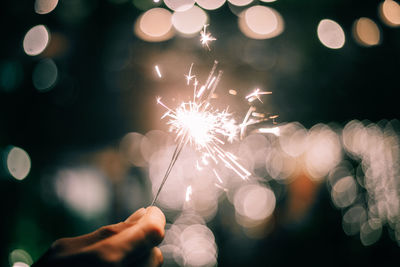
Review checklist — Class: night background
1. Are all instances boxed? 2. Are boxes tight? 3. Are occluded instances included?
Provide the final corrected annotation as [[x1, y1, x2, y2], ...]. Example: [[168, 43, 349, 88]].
[[1, 0, 400, 266]]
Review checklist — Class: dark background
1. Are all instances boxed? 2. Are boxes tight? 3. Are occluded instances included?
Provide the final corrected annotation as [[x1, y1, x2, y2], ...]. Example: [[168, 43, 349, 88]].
[[1, 0, 399, 266]]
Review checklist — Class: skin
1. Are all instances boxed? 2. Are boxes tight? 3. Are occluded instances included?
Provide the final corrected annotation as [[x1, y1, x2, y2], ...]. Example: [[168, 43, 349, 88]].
[[32, 207, 166, 267]]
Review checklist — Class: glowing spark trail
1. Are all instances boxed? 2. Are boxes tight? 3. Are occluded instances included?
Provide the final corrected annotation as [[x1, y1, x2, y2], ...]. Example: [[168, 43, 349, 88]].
[[185, 63, 195, 85], [200, 25, 216, 50], [155, 65, 162, 78], [245, 88, 272, 103]]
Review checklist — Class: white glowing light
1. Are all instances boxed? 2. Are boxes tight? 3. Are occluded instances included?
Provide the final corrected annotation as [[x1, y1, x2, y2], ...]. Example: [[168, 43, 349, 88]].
[[35, 0, 58, 14], [164, 0, 195, 12], [7, 147, 31, 180], [317, 19, 345, 49], [172, 6, 208, 35], [200, 24, 216, 50], [23, 25, 50, 56], [155, 65, 162, 78], [196, 0, 226, 10]]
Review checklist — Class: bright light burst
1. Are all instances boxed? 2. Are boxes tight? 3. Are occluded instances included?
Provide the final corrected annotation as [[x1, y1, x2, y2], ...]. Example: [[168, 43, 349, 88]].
[[200, 24, 216, 50], [152, 60, 274, 204]]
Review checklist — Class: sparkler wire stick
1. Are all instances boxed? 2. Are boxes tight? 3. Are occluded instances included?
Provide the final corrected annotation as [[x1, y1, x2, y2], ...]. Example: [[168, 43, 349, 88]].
[[151, 132, 188, 205]]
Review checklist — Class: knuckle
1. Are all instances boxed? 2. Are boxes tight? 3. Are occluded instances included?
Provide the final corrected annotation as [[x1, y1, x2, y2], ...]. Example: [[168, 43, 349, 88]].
[[98, 224, 121, 238], [154, 248, 164, 266], [144, 221, 165, 245]]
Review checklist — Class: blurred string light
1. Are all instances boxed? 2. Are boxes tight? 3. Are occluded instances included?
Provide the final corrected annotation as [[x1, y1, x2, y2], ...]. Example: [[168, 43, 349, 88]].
[[352, 18, 381, 47], [304, 124, 342, 180], [34, 0, 59, 15], [5, 146, 31, 181], [317, 19, 345, 49], [333, 120, 400, 246], [23, 25, 50, 56], [172, 6, 208, 36], [196, 0, 226, 10], [55, 168, 111, 219], [238, 6, 284, 39], [159, 212, 217, 267], [379, 0, 400, 27], [32, 58, 58, 92], [134, 8, 174, 42], [9, 249, 33, 267], [164, 0, 195, 12]]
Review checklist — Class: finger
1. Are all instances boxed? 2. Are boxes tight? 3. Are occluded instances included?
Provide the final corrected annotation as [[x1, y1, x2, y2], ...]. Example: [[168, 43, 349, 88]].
[[114, 206, 166, 251], [136, 247, 164, 267], [125, 207, 146, 223], [54, 222, 131, 252]]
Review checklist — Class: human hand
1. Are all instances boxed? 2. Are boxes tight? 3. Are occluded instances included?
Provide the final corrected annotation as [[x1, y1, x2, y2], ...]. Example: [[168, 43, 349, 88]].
[[33, 207, 165, 267]]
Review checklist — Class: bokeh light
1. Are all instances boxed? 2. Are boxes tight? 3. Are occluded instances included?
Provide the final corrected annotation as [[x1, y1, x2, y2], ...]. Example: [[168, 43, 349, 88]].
[[317, 19, 345, 49], [134, 8, 174, 42], [119, 132, 147, 167], [305, 124, 342, 180], [34, 0, 59, 14], [228, 0, 253, 6], [164, 0, 195, 12], [132, 0, 161, 11], [196, 0, 226, 10], [278, 122, 307, 157], [23, 25, 50, 56], [172, 5, 208, 35], [55, 168, 110, 218], [238, 5, 284, 39], [32, 58, 58, 92], [352, 17, 381, 47], [6, 146, 31, 181], [379, 0, 400, 27], [9, 249, 33, 266], [160, 212, 217, 267], [233, 183, 275, 227]]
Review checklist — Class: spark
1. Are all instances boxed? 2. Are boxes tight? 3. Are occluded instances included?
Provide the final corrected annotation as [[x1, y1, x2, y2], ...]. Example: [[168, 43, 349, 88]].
[[185, 63, 196, 85], [155, 65, 162, 78], [228, 89, 237, 95], [245, 88, 272, 103], [200, 24, 216, 50]]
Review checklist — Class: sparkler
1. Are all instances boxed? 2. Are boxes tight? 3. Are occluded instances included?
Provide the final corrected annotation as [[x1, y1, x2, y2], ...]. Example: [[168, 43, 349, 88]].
[[151, 61, 259, 205], [150, 26, 274, 205]]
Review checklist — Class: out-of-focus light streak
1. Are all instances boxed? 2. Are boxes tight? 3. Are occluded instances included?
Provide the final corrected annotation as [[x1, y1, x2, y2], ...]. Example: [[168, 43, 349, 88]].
[[258, 127, 280, 136], [155, 65, 162, 78], [185, 185, 192, 201], [200, 24, 216, 50]]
